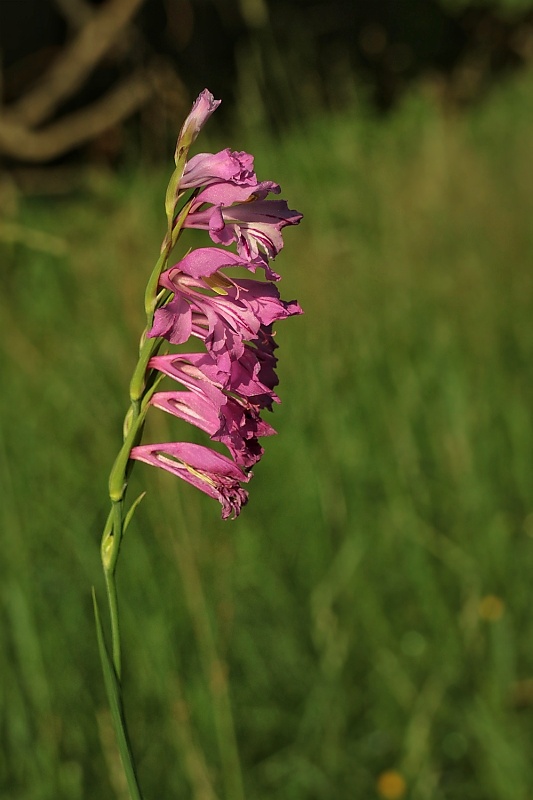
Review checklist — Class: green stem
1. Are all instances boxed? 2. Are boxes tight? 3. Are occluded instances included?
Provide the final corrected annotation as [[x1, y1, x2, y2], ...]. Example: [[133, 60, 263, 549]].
[[93, 591, 144, 800], [104, 568, 121, 679], [102, 500, 124, 678], [144, 194, 196, 326], [144, 249, 169, 324], [129, 336, 163, 406], [108, 412, 146, 503], [98, 500, 145, 799]]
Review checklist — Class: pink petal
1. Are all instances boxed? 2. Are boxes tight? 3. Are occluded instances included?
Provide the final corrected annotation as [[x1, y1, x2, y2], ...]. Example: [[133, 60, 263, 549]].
[[130, 441, 249, 520]]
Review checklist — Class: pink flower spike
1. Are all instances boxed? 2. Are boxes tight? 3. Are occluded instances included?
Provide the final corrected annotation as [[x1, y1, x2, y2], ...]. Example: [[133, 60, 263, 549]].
[[130, 441, 249, 520]]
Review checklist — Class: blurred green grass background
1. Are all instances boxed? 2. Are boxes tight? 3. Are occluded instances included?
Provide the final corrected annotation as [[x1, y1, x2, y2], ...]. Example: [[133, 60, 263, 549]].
[[2, 68, 533, 800]]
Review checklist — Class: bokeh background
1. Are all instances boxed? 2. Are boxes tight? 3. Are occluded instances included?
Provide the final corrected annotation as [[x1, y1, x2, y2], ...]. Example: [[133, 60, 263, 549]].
[[2, 1, 533, 798]]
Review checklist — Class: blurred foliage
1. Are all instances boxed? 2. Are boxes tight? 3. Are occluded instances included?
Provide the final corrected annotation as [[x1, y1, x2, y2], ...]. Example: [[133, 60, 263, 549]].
[[2, 64, 533, 799]]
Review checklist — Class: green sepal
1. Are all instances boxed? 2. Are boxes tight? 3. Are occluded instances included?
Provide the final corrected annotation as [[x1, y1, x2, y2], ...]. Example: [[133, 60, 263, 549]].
[[123, 492, 146, 533], [170, 196, 195, 250], [92, 590, 144, 800], [100, 507, 114, 570], [164, 167, 184, 229], [109, 368, 167, 502], [145, 192, 198, 324], [129, 336, 163, 403], [108, 417, 146, 502], [144, 249, 168, 322]]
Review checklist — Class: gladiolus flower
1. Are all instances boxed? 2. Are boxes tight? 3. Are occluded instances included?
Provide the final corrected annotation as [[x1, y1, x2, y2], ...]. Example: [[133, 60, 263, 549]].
[[150, 348, 280, 407], [150, 391, 275, 469], [147, 356, 276, 469], [180, 149, 258, 190], [184, 179, 301, 266], [129, 89, 302, 518], [147, 271, 302, 360], [130, 442, 249, 520]]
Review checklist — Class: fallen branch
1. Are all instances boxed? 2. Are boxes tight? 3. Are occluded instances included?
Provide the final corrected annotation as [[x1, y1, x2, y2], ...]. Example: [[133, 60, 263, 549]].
[[3, 0, 146, 129], [52, 0, 94, 30], [0, 69, 153, 162]]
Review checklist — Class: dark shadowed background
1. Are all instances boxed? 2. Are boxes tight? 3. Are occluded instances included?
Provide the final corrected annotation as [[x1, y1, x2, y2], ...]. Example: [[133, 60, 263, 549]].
[[1, 0, 533, 168]]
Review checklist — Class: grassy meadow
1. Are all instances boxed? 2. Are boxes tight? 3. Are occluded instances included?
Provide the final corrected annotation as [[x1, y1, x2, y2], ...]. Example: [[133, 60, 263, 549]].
[[2, 70, 533, 799]]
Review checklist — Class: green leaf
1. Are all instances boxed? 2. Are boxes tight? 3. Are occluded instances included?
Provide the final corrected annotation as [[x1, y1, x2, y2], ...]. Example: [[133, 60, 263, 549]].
[[124, 492, 147, 533]]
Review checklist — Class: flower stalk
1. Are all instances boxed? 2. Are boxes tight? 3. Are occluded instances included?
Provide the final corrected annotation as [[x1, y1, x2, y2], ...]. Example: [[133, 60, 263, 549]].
[[94, 89, 302, 799]]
